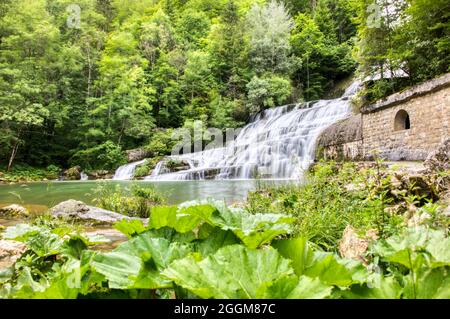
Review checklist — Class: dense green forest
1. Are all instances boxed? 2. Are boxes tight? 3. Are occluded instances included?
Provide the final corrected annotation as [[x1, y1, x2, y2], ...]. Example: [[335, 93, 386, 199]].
[[0, 0, 448, 172]]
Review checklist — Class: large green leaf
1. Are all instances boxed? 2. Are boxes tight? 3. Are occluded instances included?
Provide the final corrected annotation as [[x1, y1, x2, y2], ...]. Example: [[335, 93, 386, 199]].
[[91, 252, 142, 289], [403, 267, 450, 299], [149, 205, 215, 233], [191, 204, 295, 249], [341, 276, 403, 299], [273, 238, 367, 286], [272, 237, 314, 276], [92, 232, 194, 290], [163, 245, 296, 299], [114, 219, 147, 238], [372, 227, 450, 270], [2, 224, 40, 241], [287, 276, 333, 299], [195, 228, 240, 257]]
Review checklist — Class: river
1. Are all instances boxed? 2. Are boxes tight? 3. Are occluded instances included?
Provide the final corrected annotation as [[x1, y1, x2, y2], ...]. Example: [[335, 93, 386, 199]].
[[0, 179, 293, 213]]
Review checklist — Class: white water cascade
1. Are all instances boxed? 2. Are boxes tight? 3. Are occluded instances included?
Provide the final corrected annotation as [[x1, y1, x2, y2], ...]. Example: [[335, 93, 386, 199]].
[[146, 85, 358, 181], [113, 159, 146, 180], [80, 172, 89, 181]]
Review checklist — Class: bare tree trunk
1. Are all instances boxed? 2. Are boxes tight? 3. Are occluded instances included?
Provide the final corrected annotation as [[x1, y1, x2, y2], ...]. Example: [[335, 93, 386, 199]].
[[87, 47, 92, 101], [306, 56, 310, 100], [7, 127, 23, 171], [7, 135, 20, 172], [117, 120, 126, 146]]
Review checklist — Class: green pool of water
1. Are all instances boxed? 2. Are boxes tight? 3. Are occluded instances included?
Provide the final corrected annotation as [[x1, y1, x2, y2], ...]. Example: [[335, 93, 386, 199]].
[[0, 180, 293, 212]]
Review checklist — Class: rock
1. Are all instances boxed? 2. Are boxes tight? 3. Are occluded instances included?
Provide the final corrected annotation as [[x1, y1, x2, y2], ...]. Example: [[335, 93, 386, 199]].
[[407, 212, 432, 227], [63, 166, 82, 180], [401, 174, 436, 200], [339, 226, 378, 262], [0, 204, 29, 218], [126, 148, 150, 163], [0, 240, 27, 269], [425, 139, 450, 172], [88, 170, 113, 180], [50, 200, 145, 225], [443, 205, 450, 218]]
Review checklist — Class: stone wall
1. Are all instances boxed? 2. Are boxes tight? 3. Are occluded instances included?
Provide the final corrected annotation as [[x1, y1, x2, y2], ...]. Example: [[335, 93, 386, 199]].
[[361, 74, 450, 160], [316, 73, 450, 161], [316, 115, 364, 160]]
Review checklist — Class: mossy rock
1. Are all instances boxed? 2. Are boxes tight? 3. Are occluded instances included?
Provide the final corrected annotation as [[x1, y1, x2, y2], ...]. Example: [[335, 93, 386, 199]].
[[0, 204, 30, 218]]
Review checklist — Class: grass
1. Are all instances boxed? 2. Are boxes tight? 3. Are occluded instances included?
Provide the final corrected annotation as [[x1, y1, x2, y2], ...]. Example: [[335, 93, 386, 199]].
[[92, 183, 167, 218], [246, 161, 410, 251], [0, 164, 60, 183]]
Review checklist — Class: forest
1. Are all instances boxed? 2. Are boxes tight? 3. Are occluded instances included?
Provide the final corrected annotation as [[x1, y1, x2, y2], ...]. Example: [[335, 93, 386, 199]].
[[0, 0, 449, 302], [0, 0, 448, 173]]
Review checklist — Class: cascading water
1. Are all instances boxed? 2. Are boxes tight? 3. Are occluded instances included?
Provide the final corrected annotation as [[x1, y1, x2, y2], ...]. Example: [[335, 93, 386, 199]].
[[147, 86, 357, 181], [80, 172, 89, 181], [113, 159, 146, 180]]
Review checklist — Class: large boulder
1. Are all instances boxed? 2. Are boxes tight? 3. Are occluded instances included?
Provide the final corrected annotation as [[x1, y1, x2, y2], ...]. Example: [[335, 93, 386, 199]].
[[0, 240, 27, 269], [88, 170, 114, 180], [63, 166, 82, 180], [425, 139, 450, 172], [0, 204, 29, 218], [339, 226, 378, 263], [50, 200, 144, 225], [126, 148, 150, 163]]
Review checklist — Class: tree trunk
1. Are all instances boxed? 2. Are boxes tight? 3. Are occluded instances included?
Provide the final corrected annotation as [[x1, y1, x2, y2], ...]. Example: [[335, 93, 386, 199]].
[[7, 139, 19, 172], [306, 56, 310, 100]]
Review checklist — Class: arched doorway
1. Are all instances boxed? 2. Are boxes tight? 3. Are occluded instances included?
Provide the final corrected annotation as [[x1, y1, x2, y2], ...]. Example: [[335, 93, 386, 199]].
[[394, 110, 411, 131]]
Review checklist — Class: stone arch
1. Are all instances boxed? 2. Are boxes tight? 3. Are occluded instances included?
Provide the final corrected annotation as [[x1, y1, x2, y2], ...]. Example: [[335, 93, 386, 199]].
[[394, 109, 411, 131]]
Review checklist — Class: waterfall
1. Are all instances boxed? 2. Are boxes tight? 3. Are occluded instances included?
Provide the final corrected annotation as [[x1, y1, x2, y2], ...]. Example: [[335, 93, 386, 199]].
[[113, 160, 146, 180], [80, 172, 89, 181], [148, 99, 353, 181], [147, 87, 356, 181]]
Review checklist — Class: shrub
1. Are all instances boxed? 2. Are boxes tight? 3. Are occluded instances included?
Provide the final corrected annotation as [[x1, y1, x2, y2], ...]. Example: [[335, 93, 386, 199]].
[[92, 183, 167, 218], [245, 162, 404, 251], [70, 141, 127, 171]]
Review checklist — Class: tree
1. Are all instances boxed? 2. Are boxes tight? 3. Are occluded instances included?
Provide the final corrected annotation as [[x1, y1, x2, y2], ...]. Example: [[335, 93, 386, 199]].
[[246, 0, 295, 75], [246, 75, 292, 114]]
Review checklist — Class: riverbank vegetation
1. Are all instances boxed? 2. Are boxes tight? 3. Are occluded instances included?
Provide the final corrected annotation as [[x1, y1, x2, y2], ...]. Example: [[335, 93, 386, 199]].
[[1, 161, 448, 299], [0, 0, 448, 173], [92, 183, 166, 218]]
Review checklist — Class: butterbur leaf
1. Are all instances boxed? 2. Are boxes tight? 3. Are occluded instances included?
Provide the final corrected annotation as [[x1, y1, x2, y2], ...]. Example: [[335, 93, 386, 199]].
[[163, 245, 295, 299], [272, 237, 314, 276], [94, 233, 194, 290], [114, 219, 146, 238], [25, 231, 64, 257], [403, 267, 450, 299], [304, 252, 356, 287], [91, 252, 141, 289], [149, 205, 214, 233], [287, 276, 333, 299], [424, 231, 450, 267], [274, 238, 367, 286], [195, 228, 239, 257], [191, 204, 294, 248], [372, 227, 450, 270], [2, 224, 40, 241], [341, 276, 403, 299], [115, 233, 193, 268]]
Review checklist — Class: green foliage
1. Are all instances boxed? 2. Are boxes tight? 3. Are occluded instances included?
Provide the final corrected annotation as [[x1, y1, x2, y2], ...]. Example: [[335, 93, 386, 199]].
[[353, 0, 450, 103], [144, 129, 176, 157], [246, 162, 404, 250], [0, 164, 60, 182], [92, 183, 166, 218], [246, 74, 292, 113], [1, 196, 449, 299], [70, 141, 126, 171]]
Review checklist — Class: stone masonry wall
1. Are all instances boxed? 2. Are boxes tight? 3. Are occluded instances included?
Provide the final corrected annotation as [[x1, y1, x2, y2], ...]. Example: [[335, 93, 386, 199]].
[[316, 73, 450, 161], [362, 78, 450, 160]]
